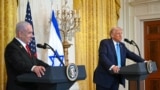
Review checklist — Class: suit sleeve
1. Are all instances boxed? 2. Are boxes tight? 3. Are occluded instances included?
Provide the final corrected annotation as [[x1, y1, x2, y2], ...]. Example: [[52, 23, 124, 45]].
[[5, 44, 34, 73], [98, 40, 115, 70], [124, 45, 145, 62], [35, 58, 49, 67]]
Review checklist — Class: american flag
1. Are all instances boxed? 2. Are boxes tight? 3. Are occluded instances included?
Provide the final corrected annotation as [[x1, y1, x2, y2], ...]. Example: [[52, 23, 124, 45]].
[[25, 1, 37, 57]]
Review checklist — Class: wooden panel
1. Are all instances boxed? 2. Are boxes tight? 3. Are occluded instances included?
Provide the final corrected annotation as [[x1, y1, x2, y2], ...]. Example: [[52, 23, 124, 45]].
[[149, 41, 160, 71], [144, 20, 160, 90], [146, 25, 159, 34], [146, 78, 160, 90]]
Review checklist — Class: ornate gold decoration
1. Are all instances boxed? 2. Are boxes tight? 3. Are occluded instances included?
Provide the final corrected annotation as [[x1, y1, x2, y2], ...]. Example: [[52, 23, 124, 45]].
[[56, 0, 80, 66]]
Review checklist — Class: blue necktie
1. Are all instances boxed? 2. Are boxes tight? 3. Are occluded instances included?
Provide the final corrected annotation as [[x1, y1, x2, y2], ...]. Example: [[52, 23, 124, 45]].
[[116, 43, 121, 67]]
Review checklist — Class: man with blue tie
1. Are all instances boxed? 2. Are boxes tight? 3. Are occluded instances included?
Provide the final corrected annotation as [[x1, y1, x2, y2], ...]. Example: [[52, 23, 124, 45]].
[[93, 26, 145, 90]]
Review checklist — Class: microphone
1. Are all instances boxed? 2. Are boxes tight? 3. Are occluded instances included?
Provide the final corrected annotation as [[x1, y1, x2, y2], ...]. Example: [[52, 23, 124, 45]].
[[37, 43, 49, 49], [124, 38, 133, 44], [124, 38, 141, 56]]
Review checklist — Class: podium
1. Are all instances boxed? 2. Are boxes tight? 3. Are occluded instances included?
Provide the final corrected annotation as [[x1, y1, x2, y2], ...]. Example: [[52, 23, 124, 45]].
[[17, 65, 86, 90], [119, 61, 157, 90]]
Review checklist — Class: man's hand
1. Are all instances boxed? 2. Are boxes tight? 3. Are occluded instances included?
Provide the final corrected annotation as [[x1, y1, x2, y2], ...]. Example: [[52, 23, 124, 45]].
[[33, 66, 46, 77], [112, 66, 120, 73]]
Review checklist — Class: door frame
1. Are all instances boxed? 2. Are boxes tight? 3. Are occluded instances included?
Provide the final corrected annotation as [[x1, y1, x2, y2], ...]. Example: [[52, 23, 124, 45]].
[[132, 15, 160, 90]]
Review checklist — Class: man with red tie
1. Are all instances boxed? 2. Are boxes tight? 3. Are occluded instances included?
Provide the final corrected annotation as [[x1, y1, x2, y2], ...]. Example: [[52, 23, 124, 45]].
[[4, 21, 49, 90]]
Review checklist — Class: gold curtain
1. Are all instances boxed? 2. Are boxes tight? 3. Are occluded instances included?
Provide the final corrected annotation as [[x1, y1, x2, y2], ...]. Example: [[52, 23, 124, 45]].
[[0, 0, 17, 90], [74, 0, 120, 90]]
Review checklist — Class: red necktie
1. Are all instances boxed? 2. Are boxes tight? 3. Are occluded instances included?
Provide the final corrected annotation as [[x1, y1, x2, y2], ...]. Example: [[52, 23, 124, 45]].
[[26, 45, 31, 56]]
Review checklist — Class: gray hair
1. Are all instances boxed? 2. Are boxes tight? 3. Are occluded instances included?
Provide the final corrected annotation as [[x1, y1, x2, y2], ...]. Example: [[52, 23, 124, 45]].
[[16, 21, 31, 34]]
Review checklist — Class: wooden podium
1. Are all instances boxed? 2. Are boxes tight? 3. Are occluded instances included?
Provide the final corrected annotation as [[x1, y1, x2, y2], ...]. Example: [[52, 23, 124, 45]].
[[17, 65, 86, 90]]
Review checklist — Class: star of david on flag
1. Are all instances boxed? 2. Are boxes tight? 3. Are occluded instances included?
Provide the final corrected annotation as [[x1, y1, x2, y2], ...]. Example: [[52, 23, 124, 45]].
[[48, 10, 65, 66]]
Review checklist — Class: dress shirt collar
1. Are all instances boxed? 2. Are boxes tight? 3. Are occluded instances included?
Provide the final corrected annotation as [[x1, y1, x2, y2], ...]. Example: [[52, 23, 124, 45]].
[[15, 37, 27, 49], [112, 40, 119, 46]]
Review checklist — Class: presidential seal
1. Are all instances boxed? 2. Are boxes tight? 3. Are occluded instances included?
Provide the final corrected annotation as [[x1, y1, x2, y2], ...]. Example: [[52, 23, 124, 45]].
[[146, 60, 153, 73], [66, 63, 78, 81]]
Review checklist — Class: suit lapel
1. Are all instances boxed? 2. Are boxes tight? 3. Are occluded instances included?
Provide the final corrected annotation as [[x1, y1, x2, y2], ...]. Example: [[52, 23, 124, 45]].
[[12, 38, 33, 58], [119, 43, 123, 65], [109, 39, 117, 62], [119, 43, 125, 66], [109, 39, 123, 66]]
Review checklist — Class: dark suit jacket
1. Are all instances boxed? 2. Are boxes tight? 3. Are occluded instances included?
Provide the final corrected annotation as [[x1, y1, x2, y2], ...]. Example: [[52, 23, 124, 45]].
[[93, 38, 144, 88], [4, 38, 49, 90]]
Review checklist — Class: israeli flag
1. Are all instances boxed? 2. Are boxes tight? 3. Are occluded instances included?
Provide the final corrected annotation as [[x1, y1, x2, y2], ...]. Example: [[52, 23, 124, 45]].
[[48, 10, 64, 66]]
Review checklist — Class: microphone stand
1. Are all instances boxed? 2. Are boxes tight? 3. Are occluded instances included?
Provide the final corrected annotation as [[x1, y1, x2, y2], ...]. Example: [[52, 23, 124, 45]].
[[44, 43, 65, 66], [131, 40, 141, 57], [130, 41, 141, 90]]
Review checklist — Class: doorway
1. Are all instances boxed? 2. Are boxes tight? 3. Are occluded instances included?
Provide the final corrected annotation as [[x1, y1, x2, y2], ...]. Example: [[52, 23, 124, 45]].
[[144, 20, 160, 90]]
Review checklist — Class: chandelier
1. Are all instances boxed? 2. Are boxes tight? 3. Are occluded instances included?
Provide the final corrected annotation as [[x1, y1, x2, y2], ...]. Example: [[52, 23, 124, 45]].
[[56, 0, 80, 41], [56, 0, 80, 65]]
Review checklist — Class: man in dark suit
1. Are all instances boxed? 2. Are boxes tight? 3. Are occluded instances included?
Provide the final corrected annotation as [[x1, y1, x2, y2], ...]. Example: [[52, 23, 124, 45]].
[[4, 21, 49, 90], [93, 27, 145, 90]]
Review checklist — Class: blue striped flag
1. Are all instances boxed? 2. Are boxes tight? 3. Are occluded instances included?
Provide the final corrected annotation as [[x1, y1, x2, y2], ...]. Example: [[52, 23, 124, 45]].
[[48, 10, 65, 66]]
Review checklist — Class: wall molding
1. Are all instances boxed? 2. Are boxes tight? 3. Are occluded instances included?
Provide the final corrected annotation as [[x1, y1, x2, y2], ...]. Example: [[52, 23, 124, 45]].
[[129, 0, 160, 6]]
